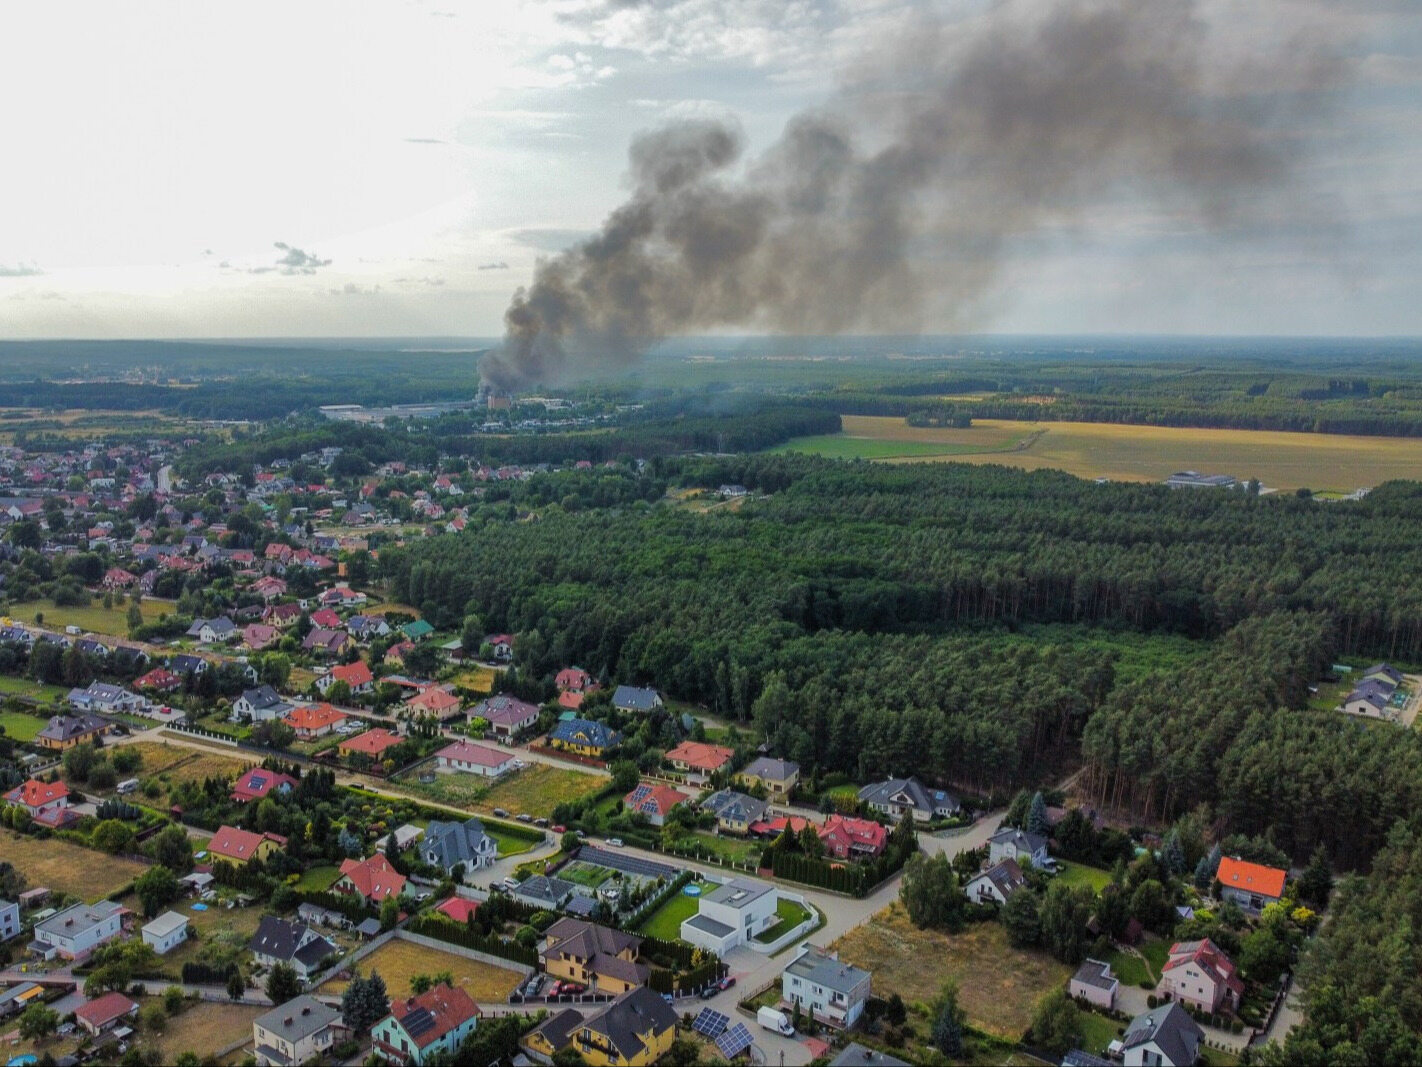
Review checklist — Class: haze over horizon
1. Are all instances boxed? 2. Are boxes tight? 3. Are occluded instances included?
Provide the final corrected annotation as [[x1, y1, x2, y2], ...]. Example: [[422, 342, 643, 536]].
[[2, 0, 1420, 341]]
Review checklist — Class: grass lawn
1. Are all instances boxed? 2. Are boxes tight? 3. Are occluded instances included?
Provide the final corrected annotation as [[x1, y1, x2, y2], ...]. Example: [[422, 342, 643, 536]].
[[319, 937, 525, 1000], [17, 595, 174, 637], [397, 762, 605, 820], [561, 861, 613, 888], [1104, 948, 1154, 987], [0, 707, 46, 741], [296, 865, 342, 891], [1077, 1011, 1125, 1057], [116, 740, 253, 807], [669, 830, 763, 865], [1053, 862, 1113, 892], [1139, 936, 1170, 975], [143, 900, 266, 976], [636, 880, 717, 941], [0, 832, 148, 900], [141, 1000, 263, 1062], [831, 902, 1072, 1038], [453, 665, 498, 694], [754, 898, 813, 943], [770, 418, 1031, 461], [0, 674, 71, 703]]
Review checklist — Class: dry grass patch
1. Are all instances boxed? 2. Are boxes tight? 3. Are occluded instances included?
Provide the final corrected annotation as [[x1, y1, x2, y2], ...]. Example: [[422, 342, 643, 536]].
[[0, 832, 148, 900], [454, 665, 499, 694], [121, 740, 202, 775], [830, 902, 1070, 1038], [320, 937, 525, 1001], [143, 1000, 264, 1062]]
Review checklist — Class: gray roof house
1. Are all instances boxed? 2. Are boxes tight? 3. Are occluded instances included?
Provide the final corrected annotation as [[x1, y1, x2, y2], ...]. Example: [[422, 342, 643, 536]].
[[700, 789, 768, 829], [233, 685, 293, 722], [1120, 1002, 1203, 1067], [249, 916, 338, 980], [513, 875, 576, 911], [419, 817, 498, 879], [988, 827, 1050, 868], [611, 685, 663, 713], [67, 681, 145, 714], [964, 858, 1027, 905], [857, 776, 960, 822], [782, 946, 873, 1028], [830, 1044, 910, 1067], [252, 995, 343, 1067]]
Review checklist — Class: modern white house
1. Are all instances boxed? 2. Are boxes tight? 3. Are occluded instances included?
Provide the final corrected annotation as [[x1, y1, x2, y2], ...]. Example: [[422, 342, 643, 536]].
[[67, 680, 147, 714], [253, 995, 344, 1067], [0, 899, 20, 942], [856, 776, 960, 822], [33, 900, 125, 961], [782, 946, 873, 1029], [233, 685, 293, 722], [434, 740, 516, 778], [680, 879, 780, 954], [141, 911, 190, 955]]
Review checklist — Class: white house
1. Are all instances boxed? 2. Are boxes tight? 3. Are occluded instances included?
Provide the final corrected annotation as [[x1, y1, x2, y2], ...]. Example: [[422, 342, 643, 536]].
[[680, 878, 779, 954], [33, 900, 124, 961], [1120, 1003, 1203, 1067], [141, 911, 190, 955], [434, 740, 516, 778], [0, 899, 20, 942], [856, 776, 960, 823], [67, 681, 146, 714], [963, 859, 1026, 905], [988, 827, 1050, 869], [782, 946, 872, 1029], [1069, 959, 1118, 1010], [233, 685, 293, 722], [253, 996, 344, 1067]]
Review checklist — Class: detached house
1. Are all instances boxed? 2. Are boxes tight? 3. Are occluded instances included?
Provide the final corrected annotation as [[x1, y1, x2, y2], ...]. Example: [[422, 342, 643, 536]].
[[208, 825, 287, 865], [4, 778, 75, 828], [473, 694, 541, 739], [782, 946, 873, 1029], [663, 740, 735, 777], [818, 815, 888, 859], [1120, 1002, 1203, 1067], [623, 782, 688, 827], [1159, 938, 1243, 1014], [335, 853, 407, 905], [372, 984, 480, 1066], [32, 900, 125, 961], [419, 817, 498, 879], [316, 660, 374, 696], [550, 718, 622, 758], [964, 858, 1027, 904], [230, 767, 298, 804], [303, 627, 353, 659], [435, 740, 516, 778], [233, 685, 293, 722], [34, 713, 111, 751], [700, 790, 768, 835], [67, 681, 146, 714], [540, 918, 649, 995], [249, 917, 339, 980], [611, 685, 663, 713], [736, 756, 800, 799], [680, 878, 780, 954], [988, 827, 1050, 869], [405, 685, 463, 721], [253, 995, 344, 1067], [563, 987, 677, 1067], [858, 776, 960, 823], [1216, 857, 1286, 913], [284, 703, 347, 739]]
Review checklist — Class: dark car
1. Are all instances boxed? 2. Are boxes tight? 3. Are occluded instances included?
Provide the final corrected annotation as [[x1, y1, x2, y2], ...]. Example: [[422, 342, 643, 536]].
[[700, 984, 720, 1000]]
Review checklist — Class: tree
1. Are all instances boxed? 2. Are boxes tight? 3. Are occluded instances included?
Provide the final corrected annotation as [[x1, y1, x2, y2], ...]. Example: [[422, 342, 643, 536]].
[[147, 824, 195, 873], [134, 864, 180, 918], [18, 1003, 59, 1042], [265, 963, 301, 1005], [380, 895, 400, 931], [1130, 879, 1173, 932], [341, 970, 390, 1032], [885, 992, 907, 1027], [138, 1002, 168, 1034], [62, 741, 101, 783], [900, 852, 964, 932], [610, 760, 640, 793], [1039, 882, 1094, 965], [1161, 830, 1187, 876], [931, 982, 965, 1057], [1027, 791, 1051, 836], [798, 823, 825, 859], [91, 818, 137, 856], [127, 600, 144, 635], [227, 970, 247, 1000], [1002, 887, 1041, 947], [561, 831, 580, 854], [1297, 845, 1333, 908], [1029, 989, 1083, 1057]]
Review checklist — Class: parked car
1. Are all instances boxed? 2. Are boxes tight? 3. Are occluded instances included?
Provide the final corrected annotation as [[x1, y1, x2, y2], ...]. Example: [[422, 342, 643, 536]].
[[535, 817, 549, 827], [718, 975, 737, 991], [607, 837, 624, 847], [700, 985, 720, 1000], [493, 808, 509, 817], [517, 813, 533, 823], [551, 824, 567, 834]]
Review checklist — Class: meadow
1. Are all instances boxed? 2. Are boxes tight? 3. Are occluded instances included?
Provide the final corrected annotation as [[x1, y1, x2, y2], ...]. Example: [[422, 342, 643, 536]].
[[12, 595, 176, 637], [395, 762, 606, 821], [774, 415, 1422, 490], [0, 832, 149, 899], [319, 937, 525, 1001]]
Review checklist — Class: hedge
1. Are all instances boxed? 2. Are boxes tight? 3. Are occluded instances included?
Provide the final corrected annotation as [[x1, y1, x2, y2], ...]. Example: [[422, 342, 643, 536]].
[[406, 914, 539, 967]]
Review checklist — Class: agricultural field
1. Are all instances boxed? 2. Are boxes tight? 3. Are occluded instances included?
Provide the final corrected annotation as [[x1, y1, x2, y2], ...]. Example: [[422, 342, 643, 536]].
[[13, 595, 175, 638], [774, 415, 1422, 491], [636, 880, 718, 941], [319, 937, 525, 1001], [831, 902, 1071, 1038], [140, 1000, 264, 1063], [0, 707, 47, 740], [0, 832, 149, 900]]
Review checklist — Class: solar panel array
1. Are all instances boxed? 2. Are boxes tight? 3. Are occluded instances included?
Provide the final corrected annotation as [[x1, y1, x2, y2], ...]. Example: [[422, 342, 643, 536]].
[[716, 1022, 754, 1059], [627, 784, 653, 805], [402, 1006, 436, 1039], [692, 1008, 729, 1038]]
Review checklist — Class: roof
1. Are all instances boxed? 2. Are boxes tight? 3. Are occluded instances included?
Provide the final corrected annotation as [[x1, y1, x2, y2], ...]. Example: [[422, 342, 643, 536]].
[[1164, 938, 1244, 996], [407, 686, 461, 713], [663, 740, 734, 772], [1216, 856, 1286, 899], [7, 778, 69, 808], [624, 782, 688, 817], [435, 897, 480, 923], [339, 727, 403, 756], [526, 1008, 585, 1053], [37, 901, 124, 941], [1061, 1052, 1115, 1067], [784, 947, 870, 995], [208, 825, 286, 861], [543, 917, 642, 963], [516, 875, 576, 907], [1071, 958, 1117, 991], [684, 913, 736, 938], [436, 740, 512, 768], [421, 818, 494, 871], [830, 1044, 911, 1067], [238, 685, 287, 710], [328, 661, 374, 687], [75, 991, 137, 1029], [989, 827, 1049, 855], [819, 814, 889, 852], [580, 987, 678, 1061], [551, 717, 621, 750], [255, 995, 341, 1044], [611, 685, 661, 711], [338, 854, 407, 902], [858, 776, 960, 815], [473, 694, 541, 726], [36, 714, 108, 743], [383, 984, 479, 1050], [703, 878, 775, 911], [249, 916, 329, 963], [1122, 1002, 1202, 1067], [969, 858, 1026, 898], [701, 789, 768, 824], [740, 755, 800, 781], [286, 703, 347, 732], [230, 768, 297, 801]]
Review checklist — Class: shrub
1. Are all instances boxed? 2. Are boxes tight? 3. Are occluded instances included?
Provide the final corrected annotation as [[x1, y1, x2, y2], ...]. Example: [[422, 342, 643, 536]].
[[1147, 994, 1158, 1008]]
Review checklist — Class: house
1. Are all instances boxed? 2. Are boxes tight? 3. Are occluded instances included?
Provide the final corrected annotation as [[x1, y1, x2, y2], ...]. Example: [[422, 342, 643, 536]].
[[436, 897, 480, 924], [680, 878, 780, 954], [736, 756, 801, 798], [372, 983, 480, 1066], [253, 995, 344, 1067], [435, 740, 516, 777], [190, 616, 238, 644], [338, 727, 403, 761], [34, 712, 111, 750], [75, 991, 138, 1037], [964, 858, 1027, 905], [473, 694, 541, 739], [335, 853, 407, 904], [540, 918, 649, 994], [297, 903, 350, 930], [748, 814, 816, 840], [133, 667, 181, 693], [0, 899, 19, 942], [252, 576, 287, 602], [419, 817, 498, 878], [401, 619, 435, 642], [309, 608, 343, 630], [230, 767, 299, 804], [233, 685, 293, 722], [346, 614, 391, 640], [249, 917, 339, 980], [1120, 1002, 1203, 1067], [818, 815, 889, 859], [169, 653, 210, 677], [265, 602, 303, 629], [141, 911, 190, 955], [858, 776, 960, 823], [405, 685, 463, 721], [1215, 856, 1287, 913], [623, 782, 688, 827], [1343, 678, 1396, 719], [285, 703, 347, 739], [483, 632, 513, 661], [611, 685, 662, 713], [1363, 662, 1404, 687], [303, 627, 353, 658], [521, 1008, 586, 1064], [563, 987, 678, 1067], [1069, 959, 1119, 1010], [988, 827, 1050, 869], [5, 778, 71, 823], [208, 825, 287, 865], [1159, 938, 1243, 1013], [67, 681, 146, 714], [33, 900, 125, 961], [663, 740, 735, 776], [782, 945, 873, 1028], [316, 660, 374, 696], [550, 718, 622, 758], [514, 875, 577, 912], [830, 1044, 911, 1067], [700, 790, 768, 835], [556, 666, 594, 693]]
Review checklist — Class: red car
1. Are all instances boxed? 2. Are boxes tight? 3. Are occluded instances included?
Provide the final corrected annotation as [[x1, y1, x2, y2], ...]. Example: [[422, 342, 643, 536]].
[[552, 825, 567, 834]]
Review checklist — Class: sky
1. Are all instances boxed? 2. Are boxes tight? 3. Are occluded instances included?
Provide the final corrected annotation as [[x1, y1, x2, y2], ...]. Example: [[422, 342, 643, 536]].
[[1, 0, 1419, 340]]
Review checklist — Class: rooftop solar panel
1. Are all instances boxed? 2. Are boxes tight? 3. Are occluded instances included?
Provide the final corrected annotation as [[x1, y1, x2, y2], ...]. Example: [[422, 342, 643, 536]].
[[692, 1008, 729, 1038], [402, 1006, 436, 1038], [716, 1022, 753, 1058]]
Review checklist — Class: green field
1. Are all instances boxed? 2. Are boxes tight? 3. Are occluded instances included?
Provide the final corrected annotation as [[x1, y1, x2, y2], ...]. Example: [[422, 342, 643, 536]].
[[0, 708, 47, 740], [772, 415, 1422, 491], [754, 898, 814, 943], [295, 865, 342, 891], [561, 861, 613, 888], [636, 880, 717, 941], [14, 596, 176, 637], [0, 675, 71, 703], [1053, 862, 1113, 892]]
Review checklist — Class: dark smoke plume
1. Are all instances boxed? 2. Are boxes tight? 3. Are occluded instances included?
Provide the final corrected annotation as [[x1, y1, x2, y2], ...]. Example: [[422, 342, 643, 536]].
[[481, 0, 1341, 390]]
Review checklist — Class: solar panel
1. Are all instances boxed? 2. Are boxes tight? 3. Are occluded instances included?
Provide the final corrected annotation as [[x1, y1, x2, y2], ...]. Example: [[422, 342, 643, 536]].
[[402, 1006, 436, 1038], [628, 784, 652, 804], [692, 1008, 729, 1038], [716, 1023, 753, 1059]]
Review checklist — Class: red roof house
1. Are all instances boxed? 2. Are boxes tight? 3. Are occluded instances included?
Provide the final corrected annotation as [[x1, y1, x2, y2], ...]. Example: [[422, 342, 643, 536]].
[[623, 782, 689, 827], [230, 767, 298, 804], [336, 854, 407, 904], [1160, 938, 1245, 1013], [817, 814, 888, 858], [285, 703, 348, 738], [663, 740, 735, 775], [5, 778, 70, 816], [75, 991, 138, 1036], [338, 728, 404, 759], [134, 667, 181, 693], [1216, 857, 1287, 908], [435, 897, 480, 924]]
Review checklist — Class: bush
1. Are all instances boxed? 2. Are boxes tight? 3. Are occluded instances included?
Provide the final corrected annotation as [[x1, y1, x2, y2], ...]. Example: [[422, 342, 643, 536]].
[[1140, 980, 1155, 990], [1231, 1019, 1244, 1034], [1147, 994, 1158, 1008]]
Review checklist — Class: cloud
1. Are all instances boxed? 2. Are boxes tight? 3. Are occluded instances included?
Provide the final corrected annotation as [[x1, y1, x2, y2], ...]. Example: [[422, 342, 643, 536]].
[[404, 137, 447, 145], [272, 241, 331, 274], [392, 275, 447, 287], [505, 227, 594, 252], [478, 261, 510, 270], [0, 262, 44, 277], [328, 282, 381, 296]]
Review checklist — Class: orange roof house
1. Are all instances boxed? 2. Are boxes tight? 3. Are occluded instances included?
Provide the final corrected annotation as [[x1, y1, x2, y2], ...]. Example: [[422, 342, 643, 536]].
[[1216, 856, 1287, 910], [338, 728, 404, 759], [285, 703, 347, 738], [208, 826, 287, 865], [5, 778, 70, 812], [623, 782, 688, 827], [663, 740, 734, 775], [336, 853, 407, 904], [406, 686, 462, 720]]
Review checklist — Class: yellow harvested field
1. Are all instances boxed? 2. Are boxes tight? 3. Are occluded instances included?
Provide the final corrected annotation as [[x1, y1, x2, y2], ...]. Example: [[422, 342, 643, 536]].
[[455, 665, 499, 694], [831, 902, 1070, 1038], [817, 415, 1422, 490], [0, 832, 148, 900], [142, 1001, 263, 1062], [124, 739, 254, 784], [320, 937, 525, 1001]]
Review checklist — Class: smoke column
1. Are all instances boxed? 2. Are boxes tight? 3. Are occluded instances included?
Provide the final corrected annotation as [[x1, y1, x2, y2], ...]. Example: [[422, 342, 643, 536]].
[[481, 0, 1339, 390]]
